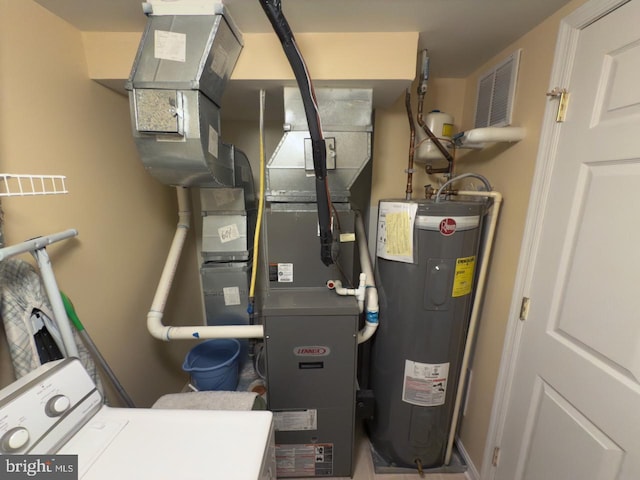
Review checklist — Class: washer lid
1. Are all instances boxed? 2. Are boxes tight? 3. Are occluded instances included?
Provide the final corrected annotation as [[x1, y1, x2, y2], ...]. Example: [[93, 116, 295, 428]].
[[59, 407, 273, 480]]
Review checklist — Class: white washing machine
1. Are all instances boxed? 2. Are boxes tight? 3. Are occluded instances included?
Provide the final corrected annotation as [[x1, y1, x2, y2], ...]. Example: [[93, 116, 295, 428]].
[[0, 358, 276, 479]]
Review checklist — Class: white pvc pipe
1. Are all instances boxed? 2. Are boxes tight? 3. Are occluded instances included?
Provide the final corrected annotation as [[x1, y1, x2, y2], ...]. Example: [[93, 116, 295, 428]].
[[147, 187, 264, 342], [332, 278, 365, 313], [330, 279, 358, 297], [444, 190, 502, 465], [354, 211, 379, 344]]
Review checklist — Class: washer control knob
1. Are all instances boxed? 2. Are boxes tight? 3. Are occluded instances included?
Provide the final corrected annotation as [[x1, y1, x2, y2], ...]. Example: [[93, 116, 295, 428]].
[[1, 427, 30, 453], [45, 394, 71, 417]]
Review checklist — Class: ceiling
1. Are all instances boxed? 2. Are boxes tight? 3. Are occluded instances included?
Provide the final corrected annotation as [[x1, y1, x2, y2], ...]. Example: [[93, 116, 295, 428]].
[[34, 0, 573, 78]]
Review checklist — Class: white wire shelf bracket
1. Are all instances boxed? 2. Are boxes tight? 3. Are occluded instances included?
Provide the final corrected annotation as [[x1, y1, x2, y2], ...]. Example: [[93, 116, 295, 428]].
[[0, 174, 68, 197]]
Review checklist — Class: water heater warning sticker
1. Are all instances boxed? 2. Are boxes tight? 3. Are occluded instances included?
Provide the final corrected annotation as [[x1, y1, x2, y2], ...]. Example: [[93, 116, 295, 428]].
[[402, 360, 449, 407], [377, 201, 418, 264], [452, 256, 476, 297]]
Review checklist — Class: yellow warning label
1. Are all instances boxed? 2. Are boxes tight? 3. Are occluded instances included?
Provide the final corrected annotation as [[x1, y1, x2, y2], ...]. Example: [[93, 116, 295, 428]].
[[385, 212, 412, 257], [442, 123, 454, 137], [452, 256, 475, 297]]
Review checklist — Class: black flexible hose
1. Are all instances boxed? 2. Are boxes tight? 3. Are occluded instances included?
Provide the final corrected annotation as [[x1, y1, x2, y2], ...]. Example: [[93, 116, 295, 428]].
[[258, 0, 334, 265]]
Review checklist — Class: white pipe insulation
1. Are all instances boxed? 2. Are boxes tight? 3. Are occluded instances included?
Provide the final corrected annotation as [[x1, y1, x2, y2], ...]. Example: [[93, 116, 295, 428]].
[[444, 189, 503, 465], [147, 187, 264, 341]]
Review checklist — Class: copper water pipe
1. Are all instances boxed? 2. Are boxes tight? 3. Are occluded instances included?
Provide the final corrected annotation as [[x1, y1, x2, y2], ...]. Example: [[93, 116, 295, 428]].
[[405, 89, 416, 200]]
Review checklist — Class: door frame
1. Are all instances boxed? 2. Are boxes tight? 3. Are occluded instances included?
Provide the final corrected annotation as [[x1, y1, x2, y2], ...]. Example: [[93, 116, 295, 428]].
[[480, 0, 631, 478]]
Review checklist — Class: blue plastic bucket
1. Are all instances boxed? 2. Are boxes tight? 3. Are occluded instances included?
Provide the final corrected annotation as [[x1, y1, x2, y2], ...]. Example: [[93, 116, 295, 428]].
[[182, 338, 241, 391]]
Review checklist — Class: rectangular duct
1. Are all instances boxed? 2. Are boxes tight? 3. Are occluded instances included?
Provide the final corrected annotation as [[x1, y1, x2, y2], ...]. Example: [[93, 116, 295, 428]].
[[126, 11, 243, 187]]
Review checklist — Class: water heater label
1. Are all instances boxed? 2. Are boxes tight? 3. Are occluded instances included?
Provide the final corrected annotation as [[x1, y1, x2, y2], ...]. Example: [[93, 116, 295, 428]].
[[452, 256, 476, 297], [377, 201, 418, 264], [402, 360, 450, 407]]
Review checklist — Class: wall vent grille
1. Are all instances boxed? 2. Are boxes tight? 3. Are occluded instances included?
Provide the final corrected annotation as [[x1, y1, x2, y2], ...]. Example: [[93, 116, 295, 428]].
[[474, 49, 522, 128]]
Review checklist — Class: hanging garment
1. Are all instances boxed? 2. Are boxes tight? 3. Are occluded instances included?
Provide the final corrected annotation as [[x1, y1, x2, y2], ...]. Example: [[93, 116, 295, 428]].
[[0, 258, 103, 395]]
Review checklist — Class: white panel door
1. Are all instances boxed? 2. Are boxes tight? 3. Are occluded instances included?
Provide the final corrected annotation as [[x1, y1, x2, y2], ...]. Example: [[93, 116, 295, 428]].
[[495, 1, 640, 479]]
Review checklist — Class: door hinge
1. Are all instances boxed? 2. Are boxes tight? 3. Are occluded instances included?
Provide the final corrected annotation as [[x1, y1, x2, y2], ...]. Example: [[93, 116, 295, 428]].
[[492, 446, 501, 467], [519, 297, 530, 321], [546, 87, 569, 122]]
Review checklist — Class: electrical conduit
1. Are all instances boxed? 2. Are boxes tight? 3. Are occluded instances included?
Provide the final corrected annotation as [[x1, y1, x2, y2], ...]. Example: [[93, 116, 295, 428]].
[[147, 187, 264, 341]]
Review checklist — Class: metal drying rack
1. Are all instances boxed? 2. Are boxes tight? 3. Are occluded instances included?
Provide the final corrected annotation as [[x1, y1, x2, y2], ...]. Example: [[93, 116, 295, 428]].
[[0, 175, 135, 406]]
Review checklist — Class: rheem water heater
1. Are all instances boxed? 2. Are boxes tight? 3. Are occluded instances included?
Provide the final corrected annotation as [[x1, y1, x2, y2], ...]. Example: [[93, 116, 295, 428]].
[[368, 198, 486, 470]]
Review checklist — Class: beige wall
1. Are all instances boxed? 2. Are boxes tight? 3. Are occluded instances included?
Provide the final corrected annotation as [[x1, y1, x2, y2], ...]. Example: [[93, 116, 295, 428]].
[[454, 0, 587, 470], [0, 0, 203, 407]]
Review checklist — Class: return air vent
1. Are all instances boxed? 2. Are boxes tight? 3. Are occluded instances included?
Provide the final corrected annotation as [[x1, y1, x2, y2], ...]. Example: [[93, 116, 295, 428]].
[[474, 49, 521, 128]]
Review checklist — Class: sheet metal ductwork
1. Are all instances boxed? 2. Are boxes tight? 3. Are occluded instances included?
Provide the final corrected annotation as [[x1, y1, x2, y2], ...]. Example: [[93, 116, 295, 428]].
[[266, 87, 373, 203], [125, 8, 243, 187]]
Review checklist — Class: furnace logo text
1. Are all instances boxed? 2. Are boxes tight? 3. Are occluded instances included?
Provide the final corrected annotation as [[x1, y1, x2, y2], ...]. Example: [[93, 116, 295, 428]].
[[2, 456, 77, 479], [293, 346, 331, 356]]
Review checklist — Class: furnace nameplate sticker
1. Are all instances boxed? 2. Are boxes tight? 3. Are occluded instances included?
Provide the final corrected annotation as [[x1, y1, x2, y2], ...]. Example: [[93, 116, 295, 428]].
[[452, 255, 476, 297], [402, 360, 449, 407], [277, 263, 294, 283], [154, 30, 186, 62], [273, 410, 317, 431]]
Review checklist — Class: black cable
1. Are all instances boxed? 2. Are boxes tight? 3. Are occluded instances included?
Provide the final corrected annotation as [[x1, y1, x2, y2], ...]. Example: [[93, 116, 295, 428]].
[[258, 0, 334, 265]]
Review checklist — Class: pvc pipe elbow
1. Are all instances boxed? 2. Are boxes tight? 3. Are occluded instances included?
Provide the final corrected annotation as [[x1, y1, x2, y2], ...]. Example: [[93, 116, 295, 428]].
[[357, 320, 378, 344], [147, 310, 169, 341], [328, 279, 357, 296]]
